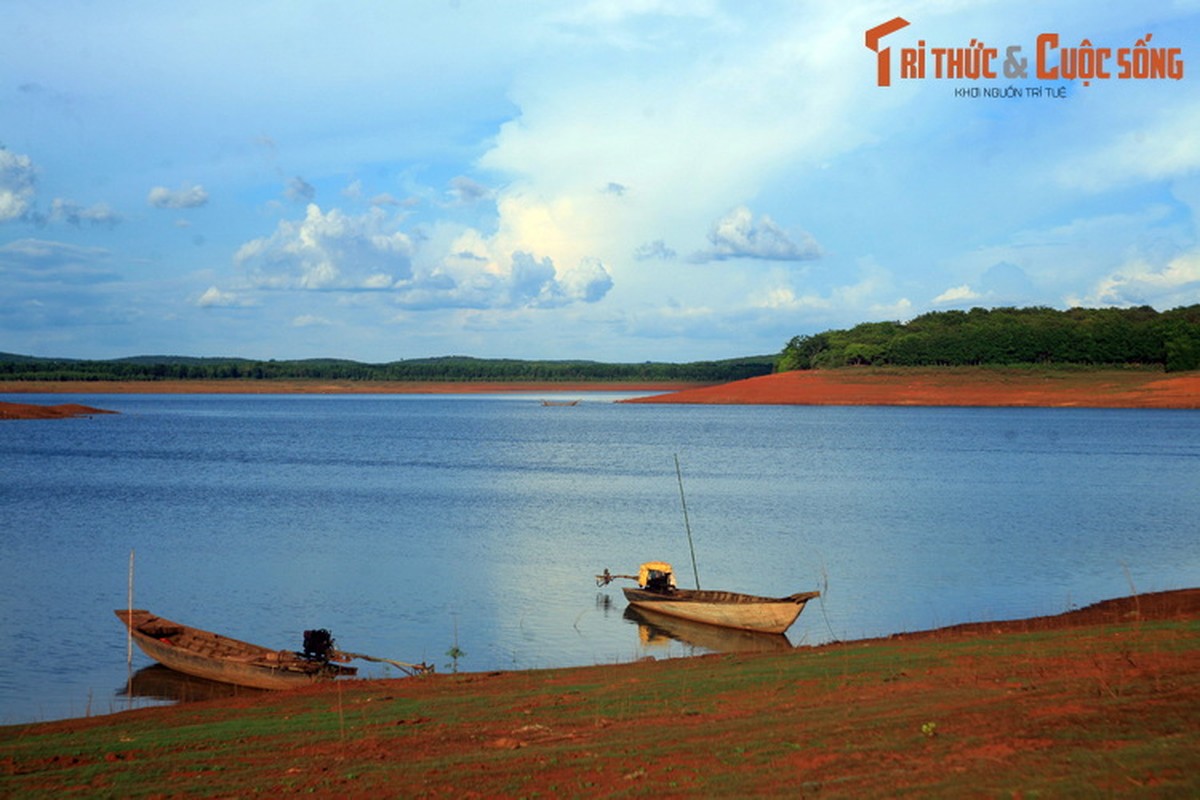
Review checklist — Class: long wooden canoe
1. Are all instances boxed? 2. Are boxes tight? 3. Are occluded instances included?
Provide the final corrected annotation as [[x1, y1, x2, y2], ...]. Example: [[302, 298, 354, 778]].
[[621, 587, 820, 635], [115, 609, 357, 690]]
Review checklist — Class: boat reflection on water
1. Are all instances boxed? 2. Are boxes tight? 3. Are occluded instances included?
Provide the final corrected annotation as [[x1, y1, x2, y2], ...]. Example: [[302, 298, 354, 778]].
[[117, 664, 268, 705], [623, 606, 795, 654]]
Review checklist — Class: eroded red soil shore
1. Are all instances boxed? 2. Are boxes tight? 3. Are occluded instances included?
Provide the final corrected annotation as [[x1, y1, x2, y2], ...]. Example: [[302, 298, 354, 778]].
[[627, 368, 1200, 408], [0, 401, 117, 420]]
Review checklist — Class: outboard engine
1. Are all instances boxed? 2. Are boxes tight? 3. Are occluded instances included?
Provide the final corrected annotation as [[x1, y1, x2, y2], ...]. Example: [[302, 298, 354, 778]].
[[302, 628, 336, 662]]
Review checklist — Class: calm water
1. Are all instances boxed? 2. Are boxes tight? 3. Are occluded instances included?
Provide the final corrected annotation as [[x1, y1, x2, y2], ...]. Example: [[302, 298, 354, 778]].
[[1, 393, 1197, 724]]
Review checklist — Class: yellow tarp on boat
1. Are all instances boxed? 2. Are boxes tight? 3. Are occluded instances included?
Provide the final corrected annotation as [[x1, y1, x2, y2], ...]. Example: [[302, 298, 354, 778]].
[[637, 561, 676, 589]]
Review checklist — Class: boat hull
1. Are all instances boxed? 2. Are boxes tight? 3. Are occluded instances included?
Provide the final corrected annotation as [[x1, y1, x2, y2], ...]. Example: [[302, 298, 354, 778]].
[[115, 609, 355, 690], [622, 588, 819, 635]]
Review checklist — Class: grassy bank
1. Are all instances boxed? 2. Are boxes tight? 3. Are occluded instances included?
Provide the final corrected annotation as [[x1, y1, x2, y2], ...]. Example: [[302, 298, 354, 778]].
[[3, 590, 1198, 798]]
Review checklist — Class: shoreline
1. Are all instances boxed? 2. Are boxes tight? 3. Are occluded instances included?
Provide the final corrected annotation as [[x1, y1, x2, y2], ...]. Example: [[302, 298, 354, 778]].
[[0, 379, 699, 396], [4, 587, 1197, 796], [3, 367, 1199, 410]]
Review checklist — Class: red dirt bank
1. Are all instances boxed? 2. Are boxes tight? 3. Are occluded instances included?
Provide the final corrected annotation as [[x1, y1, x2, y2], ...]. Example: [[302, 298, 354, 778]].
[[0, 401, 117, 420], [628, 368, 1200, 408]]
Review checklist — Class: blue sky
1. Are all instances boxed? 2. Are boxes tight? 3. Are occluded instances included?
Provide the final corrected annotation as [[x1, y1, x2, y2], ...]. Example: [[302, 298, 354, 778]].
[[1, 1, 1197, 362]]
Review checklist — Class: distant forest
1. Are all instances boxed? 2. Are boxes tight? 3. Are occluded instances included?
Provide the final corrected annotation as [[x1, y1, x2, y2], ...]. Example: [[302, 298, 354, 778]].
[[0, 353, 777, 384], [4, 305, 1198, 384], [779, 305, 1200, 372]]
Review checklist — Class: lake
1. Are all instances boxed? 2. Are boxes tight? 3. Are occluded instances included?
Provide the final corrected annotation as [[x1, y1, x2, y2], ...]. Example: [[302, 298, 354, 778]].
[[1, 392, 1197, 724]]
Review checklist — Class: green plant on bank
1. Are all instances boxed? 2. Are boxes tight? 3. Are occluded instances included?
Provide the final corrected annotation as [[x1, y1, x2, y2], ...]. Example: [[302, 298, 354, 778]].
[[445, 644, 466, 674], [446, 614, 465, 674]]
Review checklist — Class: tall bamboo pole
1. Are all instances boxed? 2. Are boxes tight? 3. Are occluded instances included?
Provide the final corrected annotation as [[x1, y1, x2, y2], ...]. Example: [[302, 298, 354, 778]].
[[675, 454, 700, 590]]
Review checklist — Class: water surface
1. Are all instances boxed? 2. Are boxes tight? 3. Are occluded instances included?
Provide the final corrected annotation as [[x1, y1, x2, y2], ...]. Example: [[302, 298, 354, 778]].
[[1, 393, 1196, 723]]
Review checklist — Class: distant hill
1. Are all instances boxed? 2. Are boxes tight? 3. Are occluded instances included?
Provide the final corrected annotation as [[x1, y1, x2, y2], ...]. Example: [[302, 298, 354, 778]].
[[0, 353, 778, 384]]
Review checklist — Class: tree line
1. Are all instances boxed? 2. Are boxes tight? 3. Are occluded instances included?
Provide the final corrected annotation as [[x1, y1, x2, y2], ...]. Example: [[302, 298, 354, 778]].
[[5, 305, 1198, 384], [0, 354, 777, 384], [778, 305, 1200, 372]]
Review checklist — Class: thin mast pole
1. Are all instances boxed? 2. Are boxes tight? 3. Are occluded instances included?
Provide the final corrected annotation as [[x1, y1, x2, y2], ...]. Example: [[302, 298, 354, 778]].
[[127, 549, 135, 666], [675, 454, 700, 590]]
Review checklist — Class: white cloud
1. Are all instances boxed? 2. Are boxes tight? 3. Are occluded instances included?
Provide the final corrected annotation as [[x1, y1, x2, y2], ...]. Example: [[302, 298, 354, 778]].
[[230, 203, 613, 311], [550, 255, 614, 304], [691, 206, 821, 263], [196, 286, 252, 308], [0, 149, 37, 222], [933, 284, 982, 304], [148, 184, 209, 209], [1069, 251, 1200, 308], [235, 204, 413, 290]]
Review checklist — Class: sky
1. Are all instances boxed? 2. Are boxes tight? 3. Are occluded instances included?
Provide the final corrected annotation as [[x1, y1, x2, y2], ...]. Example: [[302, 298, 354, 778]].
[[1, 1, 1197, 363]]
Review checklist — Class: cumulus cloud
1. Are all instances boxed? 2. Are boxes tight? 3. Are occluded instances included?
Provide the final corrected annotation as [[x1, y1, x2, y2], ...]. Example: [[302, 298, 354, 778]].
[[0, 149, 37, 222], [562, 256, 613, 303], [235, 204, 414, 290], [504, 251, 614, 307], [148, 183, 209, 209], [225, 202, 615, 314], [1069, 251, 1200, 308], [691, 206, 821, 263]]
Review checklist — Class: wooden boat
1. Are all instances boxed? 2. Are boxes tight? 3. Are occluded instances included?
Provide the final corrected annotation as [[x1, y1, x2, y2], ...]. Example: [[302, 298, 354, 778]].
[[115, 609, 357, 690], [597, 562, 819, 636], [541, 399, 580, 406]]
